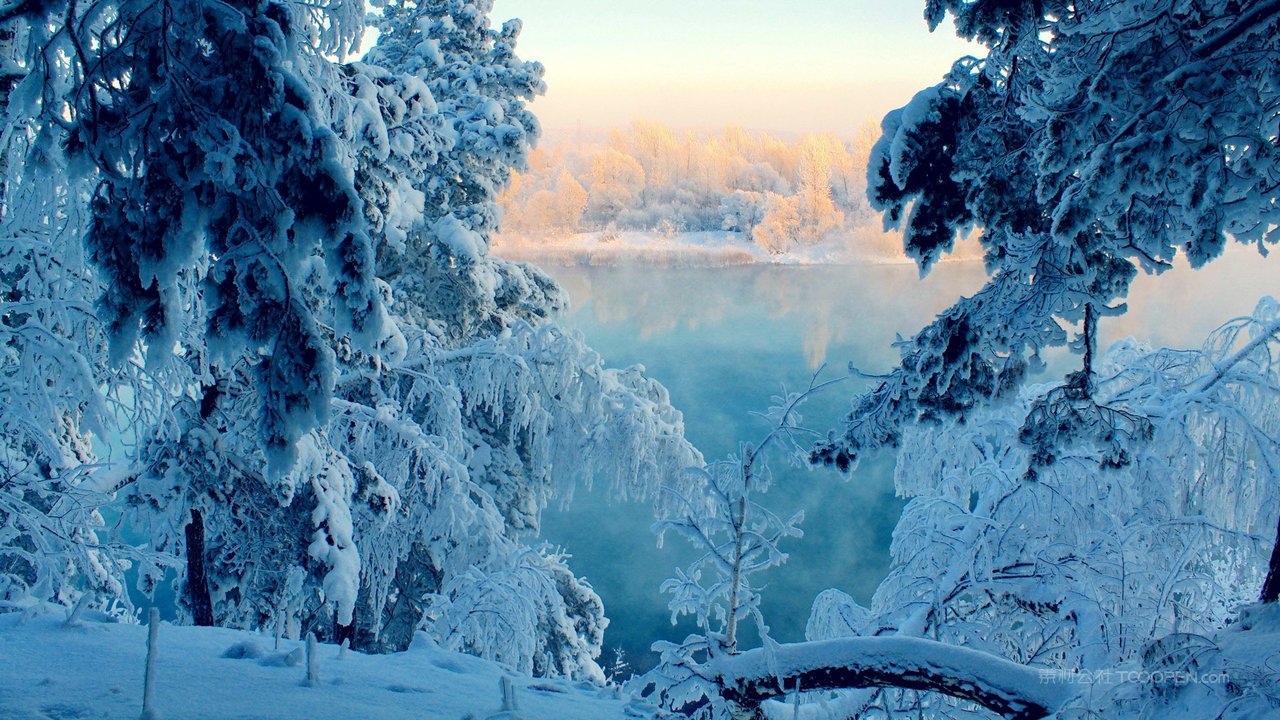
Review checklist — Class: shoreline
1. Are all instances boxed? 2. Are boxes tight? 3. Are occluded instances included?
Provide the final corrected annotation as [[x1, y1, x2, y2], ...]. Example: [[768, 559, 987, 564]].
[[493, 235, 983, 269]]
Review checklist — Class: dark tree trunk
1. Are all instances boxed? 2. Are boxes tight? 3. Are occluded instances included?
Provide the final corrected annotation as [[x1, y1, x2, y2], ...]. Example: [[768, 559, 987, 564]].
[[1262, 510, 1280, 603], [185, 509, 215, 626], [1082, 302, 1097, 392], [334, 606, 357, 647]]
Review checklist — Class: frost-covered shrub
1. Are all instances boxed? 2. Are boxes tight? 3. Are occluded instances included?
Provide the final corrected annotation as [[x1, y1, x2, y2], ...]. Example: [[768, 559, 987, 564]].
[[718, 190, 766, 234], [129, 315, 698, 677], [432, 548, 607, 682], [0, 55, 157, 608], [751, 193, 801, 255], [633, 375, 843, 717]]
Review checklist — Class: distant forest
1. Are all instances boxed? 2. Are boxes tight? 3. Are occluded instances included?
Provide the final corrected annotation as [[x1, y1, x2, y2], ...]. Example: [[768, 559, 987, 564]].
[[497, 121, 902, 255]]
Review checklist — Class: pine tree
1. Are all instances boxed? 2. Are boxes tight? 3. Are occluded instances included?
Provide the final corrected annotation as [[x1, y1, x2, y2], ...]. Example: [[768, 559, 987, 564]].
[[814, 0, 1280, 476], [70, 0, 392, 479], [108, 0, 702, 681]]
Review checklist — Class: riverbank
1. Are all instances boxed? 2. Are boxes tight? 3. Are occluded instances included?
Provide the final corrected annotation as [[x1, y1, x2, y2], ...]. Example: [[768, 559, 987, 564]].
[[491, 229, 964, 267]]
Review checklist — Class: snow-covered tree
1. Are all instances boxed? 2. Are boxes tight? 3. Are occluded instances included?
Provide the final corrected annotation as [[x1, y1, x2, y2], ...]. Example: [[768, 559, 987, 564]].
[[126, 268, 698, 678], [793, 135, 845, 245], [362, 0, 561, 344], [105, 0, 702, 682], [751, 194, 801, 256], [0, 121, 124, 608], [0, 9, 168, 610], [719, 190, 766, 235], [0, 0, 694, 686], [632, 373, 846, 718], [68, 0, 394, 480], [649, 2, 1280, 717], [369, 0, 544, 241], [584, 148, 647, 228], [508, 170, 586, 235], [496, 123, 887, 254], [813, 0, 1280, 594], [815, 0, 1280, 474], [655, 303, 1280, 720], [799, 300, 1280, 718]]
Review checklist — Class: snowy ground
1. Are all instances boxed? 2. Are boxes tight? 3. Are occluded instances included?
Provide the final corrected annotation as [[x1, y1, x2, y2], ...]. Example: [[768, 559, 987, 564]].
[[0, 605, 640, 720], [1056, 602, 1280, 719], [491, 230, 911, 267], [3, 602, 1278, 719]]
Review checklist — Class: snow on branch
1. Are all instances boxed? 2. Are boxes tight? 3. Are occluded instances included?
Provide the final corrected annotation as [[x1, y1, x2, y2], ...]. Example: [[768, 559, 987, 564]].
[[830, 0, 1280, 475], [712, 636, 1075, 720]]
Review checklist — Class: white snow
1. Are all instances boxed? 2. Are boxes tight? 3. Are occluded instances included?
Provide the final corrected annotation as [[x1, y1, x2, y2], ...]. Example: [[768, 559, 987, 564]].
[[0, 604, 638, 720], [434, 214, 485, 261], [711, 635, 1076, 715]]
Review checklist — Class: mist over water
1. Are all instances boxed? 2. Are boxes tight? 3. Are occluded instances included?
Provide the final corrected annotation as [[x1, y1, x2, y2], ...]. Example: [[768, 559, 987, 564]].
[[530, 247, 1277, 674]]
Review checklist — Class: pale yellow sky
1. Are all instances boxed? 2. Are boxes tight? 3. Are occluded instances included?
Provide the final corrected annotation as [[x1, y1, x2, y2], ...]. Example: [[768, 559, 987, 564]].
[[490, 0, 983, 135]]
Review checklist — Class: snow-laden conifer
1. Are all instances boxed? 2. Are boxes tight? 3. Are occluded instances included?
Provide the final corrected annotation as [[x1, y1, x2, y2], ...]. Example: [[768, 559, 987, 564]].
[[103, 0, 700, 681]]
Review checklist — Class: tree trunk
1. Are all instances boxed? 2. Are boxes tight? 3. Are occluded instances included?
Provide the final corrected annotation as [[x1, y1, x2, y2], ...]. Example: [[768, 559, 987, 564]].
[[1262, 510, 1280, 603], [725, 447, 755, 652], [185, 509, 215, 626], [1082, 302, 1097, 393], [725, 496, 747, 652], [334, 606, 357, 647]]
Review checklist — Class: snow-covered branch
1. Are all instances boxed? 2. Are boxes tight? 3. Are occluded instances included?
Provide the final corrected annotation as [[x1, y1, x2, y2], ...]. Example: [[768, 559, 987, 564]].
[[713, 637, 1075, 720]]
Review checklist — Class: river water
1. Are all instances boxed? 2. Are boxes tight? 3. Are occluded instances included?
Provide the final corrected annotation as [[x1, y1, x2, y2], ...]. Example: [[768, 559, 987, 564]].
[[531, 248, 1278, 673]]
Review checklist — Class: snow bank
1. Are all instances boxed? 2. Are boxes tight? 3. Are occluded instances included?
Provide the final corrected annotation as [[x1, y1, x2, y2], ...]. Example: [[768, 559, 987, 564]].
[[0, 605, 634, 720]]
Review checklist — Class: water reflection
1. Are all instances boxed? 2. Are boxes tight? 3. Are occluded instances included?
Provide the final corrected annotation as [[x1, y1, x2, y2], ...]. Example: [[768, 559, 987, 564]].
[[553, 260, 990, 369]]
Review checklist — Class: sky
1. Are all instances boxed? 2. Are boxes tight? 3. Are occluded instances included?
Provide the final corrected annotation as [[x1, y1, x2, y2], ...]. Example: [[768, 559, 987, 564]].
[[489, 0, 983, 136]]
